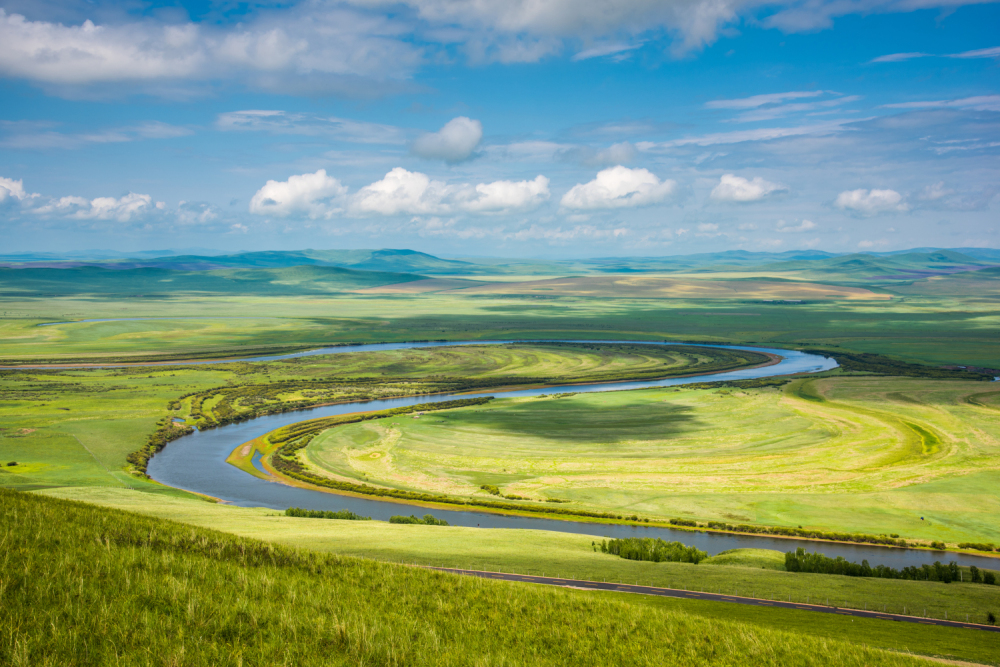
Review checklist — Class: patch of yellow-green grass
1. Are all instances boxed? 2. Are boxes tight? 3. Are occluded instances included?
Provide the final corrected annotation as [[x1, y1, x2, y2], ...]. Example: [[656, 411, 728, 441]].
[[703, 549, 787, 570], [298, 376, 1000, 543]]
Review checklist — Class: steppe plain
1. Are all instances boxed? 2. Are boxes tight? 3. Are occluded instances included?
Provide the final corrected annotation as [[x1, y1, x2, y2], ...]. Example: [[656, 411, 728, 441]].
[[2, 248, 1000, 665]]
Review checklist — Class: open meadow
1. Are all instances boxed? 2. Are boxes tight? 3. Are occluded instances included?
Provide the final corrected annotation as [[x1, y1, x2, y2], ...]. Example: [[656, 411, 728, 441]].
[[5, 488, 970, 667], [2, 250, 1000, 665], [293, 375, 1000, 543]]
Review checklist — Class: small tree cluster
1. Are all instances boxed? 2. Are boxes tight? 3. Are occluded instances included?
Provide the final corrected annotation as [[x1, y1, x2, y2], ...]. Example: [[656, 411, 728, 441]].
[[599, 537, 707, 564], [389, 514, 449, 526], [284, 507, 370, 521]]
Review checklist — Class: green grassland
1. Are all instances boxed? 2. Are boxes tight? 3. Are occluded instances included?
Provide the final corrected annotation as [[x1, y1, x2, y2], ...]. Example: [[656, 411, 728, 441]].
[[27, 487, 1000, 665], [2, 252, 999, 663], [0, 255, 998, 366], [0, 343, 761, 491], [4, 488, 953, 667], [297, 376, 1000, 544]]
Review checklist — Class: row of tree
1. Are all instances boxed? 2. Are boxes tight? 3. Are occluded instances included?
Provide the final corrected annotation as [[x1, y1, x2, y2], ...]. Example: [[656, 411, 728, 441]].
[[784, 548, 998, 584]]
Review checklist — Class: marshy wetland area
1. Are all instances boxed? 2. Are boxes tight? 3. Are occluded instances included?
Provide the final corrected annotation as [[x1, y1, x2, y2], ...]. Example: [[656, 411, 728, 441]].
[[3, 249, 1000, 665]]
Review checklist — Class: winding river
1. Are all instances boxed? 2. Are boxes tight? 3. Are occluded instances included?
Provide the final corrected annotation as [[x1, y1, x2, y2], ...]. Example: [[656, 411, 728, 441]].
[[138, 340, 1000, 569]]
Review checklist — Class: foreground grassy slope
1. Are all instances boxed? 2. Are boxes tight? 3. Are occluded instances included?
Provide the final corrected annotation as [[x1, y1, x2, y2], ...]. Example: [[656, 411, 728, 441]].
[[40, 488, 1000, 628], [0, 489, 935, 667], [298, 376, 1000, 543]]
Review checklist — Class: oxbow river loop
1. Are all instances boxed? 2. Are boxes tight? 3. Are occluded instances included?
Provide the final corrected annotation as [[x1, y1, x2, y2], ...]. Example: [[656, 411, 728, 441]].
[[144, 340, 998, 569]]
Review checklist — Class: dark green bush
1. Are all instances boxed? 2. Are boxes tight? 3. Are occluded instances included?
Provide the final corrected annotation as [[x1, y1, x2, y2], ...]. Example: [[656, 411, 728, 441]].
[[284, 507, 370, 521], [389, 514, 449, 526], [599, 538, 706, 564]]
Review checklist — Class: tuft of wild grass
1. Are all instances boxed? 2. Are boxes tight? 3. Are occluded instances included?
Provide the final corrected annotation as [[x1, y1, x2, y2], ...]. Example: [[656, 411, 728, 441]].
[[0, 488, 934, 666]]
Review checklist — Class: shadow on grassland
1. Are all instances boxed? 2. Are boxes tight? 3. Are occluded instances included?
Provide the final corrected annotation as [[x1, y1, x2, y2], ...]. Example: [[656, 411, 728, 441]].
[[426, 394, 704, 446]]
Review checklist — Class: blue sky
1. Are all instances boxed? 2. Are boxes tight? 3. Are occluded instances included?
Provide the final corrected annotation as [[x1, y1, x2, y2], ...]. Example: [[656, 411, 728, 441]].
[[0, 0, 998, 257]]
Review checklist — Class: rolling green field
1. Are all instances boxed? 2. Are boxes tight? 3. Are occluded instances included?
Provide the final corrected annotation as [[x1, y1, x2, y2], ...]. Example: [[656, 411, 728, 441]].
[[0, 343, 762, 492], [1, 255, 999, 366], [4, 488, 955, 667], [2, 249, 1000, 664], [294, 375, 1000, 543], [27, 486, 1000, 665]]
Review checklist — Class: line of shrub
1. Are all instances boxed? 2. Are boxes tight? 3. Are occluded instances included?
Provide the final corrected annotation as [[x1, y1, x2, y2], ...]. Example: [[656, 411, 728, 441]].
[[126, 416, 194, 474], [597, 537, 707, 564], [284, 507, 370, 521], [389, 514, 449, 526], [784, 548, 998, 585], [705, 521, 910, 548], [959, 542, 998, 552]]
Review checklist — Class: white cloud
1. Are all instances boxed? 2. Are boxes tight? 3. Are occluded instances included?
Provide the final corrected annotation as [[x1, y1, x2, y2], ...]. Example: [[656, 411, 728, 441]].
[[710, 174, 786, 202], [948, 46, 1000, 60], [776, 219, 816, 233], [459, 176, 550, 213], [0, 176, 33, 204], [731, 95, 861, 123], [249, 169, 348, 219], [1, 120, 192, 150], [637, 118, 859, 150], [572, 42, 643, 61], [216, 110, 406, 144], [588, 142, 639, 166], [351, 168, 549, 215], [33, 192, 165, 222], [350, 168, 451, 216], [411, 117, 483, 163], [0, 7, 422, 94], [835, 189, 908, 216], [918, 182, 953, 201], [560, 165, 677, 210], [869, 52, 929, 63], [737, 222, 758, 231], [705, 91, 824, 110], [881, 96, 1000, 112]]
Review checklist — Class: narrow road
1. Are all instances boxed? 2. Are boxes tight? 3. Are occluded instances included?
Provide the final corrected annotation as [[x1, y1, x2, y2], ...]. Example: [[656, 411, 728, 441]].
[[429, 567, 1000, 633]]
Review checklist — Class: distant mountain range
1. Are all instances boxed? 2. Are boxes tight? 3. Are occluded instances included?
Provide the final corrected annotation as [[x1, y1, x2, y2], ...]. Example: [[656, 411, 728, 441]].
[[0, 247, 997, 285]]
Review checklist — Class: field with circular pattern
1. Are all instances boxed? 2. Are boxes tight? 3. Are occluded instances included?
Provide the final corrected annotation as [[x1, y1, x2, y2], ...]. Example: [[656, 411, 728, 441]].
[[300, 376, 1000, 543]]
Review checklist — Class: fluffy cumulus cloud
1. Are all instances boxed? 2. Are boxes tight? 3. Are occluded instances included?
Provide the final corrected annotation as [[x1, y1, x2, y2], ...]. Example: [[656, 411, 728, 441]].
[[560, 166, 677, 210], [710, 174, 786, 202], [410, 117, 483, 163], [351, 168, 449, 215], [0, 176, 34, 205], [249, 170, 348, 219], [351, 168, 548, 215], [458, 176, 550, 213], [776, 219, 816, 233], [0, 7, 422, 94], [249, 167, 549, 218], [33, 192, 165, 222], [835, 188, 909, 215], [0, 174, 202, 226], [2, 0, 983, 96]]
